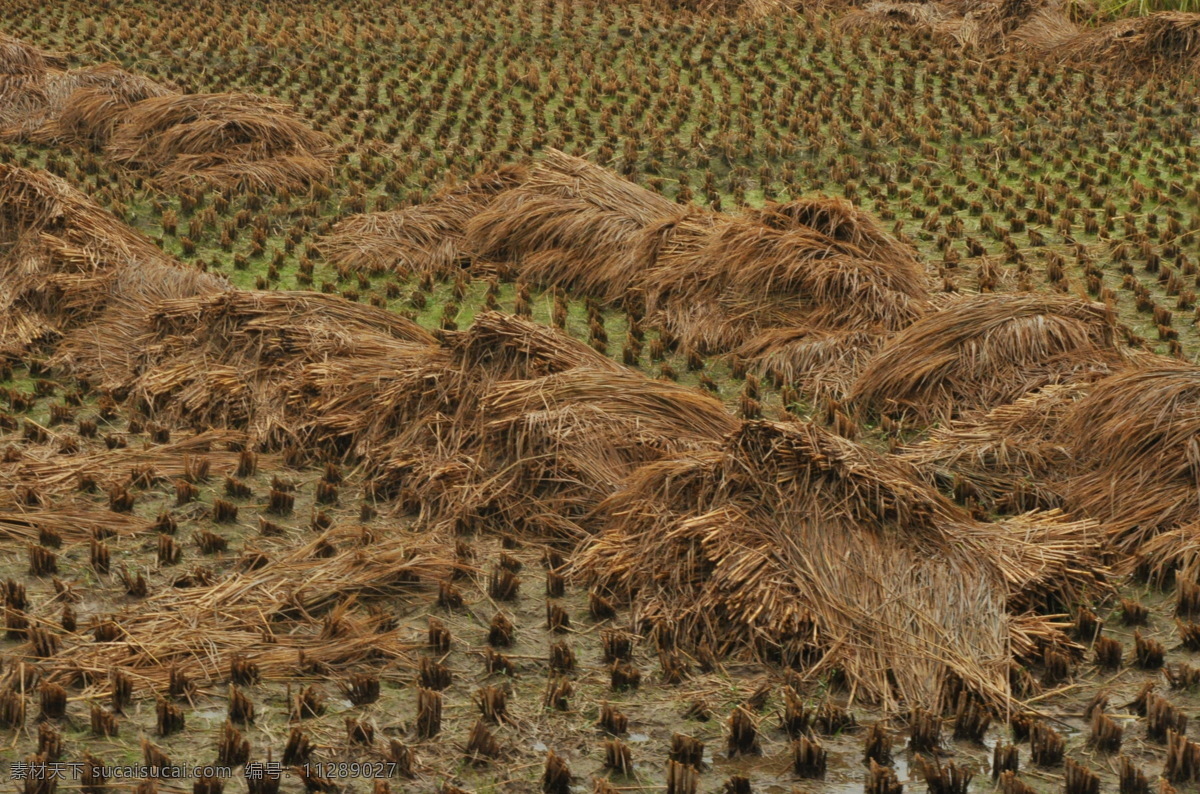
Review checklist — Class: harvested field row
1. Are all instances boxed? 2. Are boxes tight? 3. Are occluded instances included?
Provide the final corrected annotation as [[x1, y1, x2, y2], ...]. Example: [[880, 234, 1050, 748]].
[[4, 0, 1200, 789], [325, 151, 1157, 425], [322, 149, 932, 404], [0, 161, 1111, 715]]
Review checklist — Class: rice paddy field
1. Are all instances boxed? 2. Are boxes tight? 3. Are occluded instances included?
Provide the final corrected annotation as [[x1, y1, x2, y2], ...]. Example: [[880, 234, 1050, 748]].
[[5, 0, 1200, 792]]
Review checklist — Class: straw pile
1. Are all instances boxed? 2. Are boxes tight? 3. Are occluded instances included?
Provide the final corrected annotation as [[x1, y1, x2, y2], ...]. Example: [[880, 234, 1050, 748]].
[[460, 153, 928, 345], [0, 34, 329, 189], [447, 309, 621, 380], [1006, 1, 1083, 50], [653, 0, 803, 15], [298, 311, 735, 539], [105, 92, 333, 191], [849, 294, 1125, 423], [0, 33, 64, 75], [464, 148, 682, 301], [320, 165, 529, 277], [841, 0, 1199, 72], [0, 35, 170, 142], [746, 197, 922, 268], [898, 383, 1088, 514], [46, 273, 730, 543], [433, 366, 738, 539], [839, 0, 1081, 54], [1057, 364, 1200, 575], [641, 211, 928, 355], [1049, 12, 1200, 72], [0, 68, 80, 139], [35, 63, 177, 148], [325, 151, 927, 400], [841, 0, 1017, 46], [0, 35, 63, 135], [575, 419, 1105, 710], [77, 290, 442, 448], [0, 164, 225, 357], [87, 288, 738, 546], [19, 523, 454, 690], [949, 0, 1083, 48], [892, 349, 1200, 576], [468, 154, 926, 391], [120, 301, 615, 461]]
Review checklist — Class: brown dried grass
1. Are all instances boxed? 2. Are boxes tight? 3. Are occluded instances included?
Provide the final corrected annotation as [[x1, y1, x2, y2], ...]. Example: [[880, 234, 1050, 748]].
[[733, 327, 883, 404], [462, 150, 681, 302], [321, 165, 528, 277], [0, 164, 225, 356], [340, 313, 734, 537], [839, 0, 1199, 73], [1, 429, 250, 499], [446, 367, 737, 539], [645, 214, 928, 355], [840, 0, 1082, 55], [1058, 363, 1200, 574], [333, 152, 927, 383], [95, 290, 439, 447], [0, 34, 62, 75], [0, 69, 107, 140], [898, 383, 1087, 513], [34, 64, 176, 147], [839, 2, 960, 34], [105, 92, 333, 190], [22, 524, 454, 689], [850, 294, 1125, 423], [1049, 12, 1200, 72], [468, 192, 653, 297], [0, 36, 169, 142], [575, 419, 1104, 711], [746, 197, 921, 270]]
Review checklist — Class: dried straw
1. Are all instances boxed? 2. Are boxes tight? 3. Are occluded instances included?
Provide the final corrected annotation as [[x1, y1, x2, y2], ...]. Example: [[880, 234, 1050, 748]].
[[0, 164, 225, 356], [575, 419, 1105, 711], [850, 294, 1124, 423], [105, 92, 333, 191], [1059, 363, 1200, 574], [320, 165, 528, 278], [34, 63, 176, 147], [0, 34, 64, 76], [22, 524, 453, 690], [1049, 12, 1200, 73]]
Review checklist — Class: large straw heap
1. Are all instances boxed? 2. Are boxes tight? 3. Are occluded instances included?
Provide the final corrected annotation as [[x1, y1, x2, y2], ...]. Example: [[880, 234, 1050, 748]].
[[574, 419, 1104, 710], [104, 92, 333, 191], [317, 165, 529, 277], [1058, 364, 1200, 576], [0, 161, 1146, 714]]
